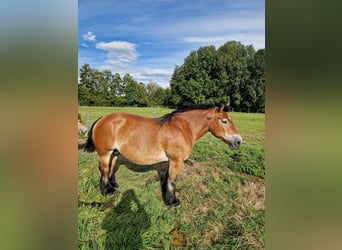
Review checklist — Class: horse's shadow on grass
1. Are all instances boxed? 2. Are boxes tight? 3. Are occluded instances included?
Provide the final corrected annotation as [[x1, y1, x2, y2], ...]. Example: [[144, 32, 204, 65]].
[[115, 157, 169, 188], [115, 157, 193, 178], [102, 189, 151, 250]]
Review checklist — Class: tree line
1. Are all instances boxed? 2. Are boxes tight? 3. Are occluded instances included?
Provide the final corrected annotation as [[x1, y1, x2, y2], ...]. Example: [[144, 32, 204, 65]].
[[78, 40, 265, 112]]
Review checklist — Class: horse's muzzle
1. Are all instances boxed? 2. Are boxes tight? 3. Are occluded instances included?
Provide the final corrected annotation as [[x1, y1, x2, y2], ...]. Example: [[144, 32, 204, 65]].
[[79, 127, 88, 134], [225, 135, 242, 150]]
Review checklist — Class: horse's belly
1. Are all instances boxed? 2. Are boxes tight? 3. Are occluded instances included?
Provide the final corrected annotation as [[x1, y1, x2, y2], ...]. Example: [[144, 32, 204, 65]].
[[119, 147, 169, 165]]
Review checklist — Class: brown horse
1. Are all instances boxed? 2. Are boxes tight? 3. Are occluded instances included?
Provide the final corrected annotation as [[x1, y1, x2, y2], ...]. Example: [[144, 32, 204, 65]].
[[84, 104, 242, 206], [78, 113, 88, 135]]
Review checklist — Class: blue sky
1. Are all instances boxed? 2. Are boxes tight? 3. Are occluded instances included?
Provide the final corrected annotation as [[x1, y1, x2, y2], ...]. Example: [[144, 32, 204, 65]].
[[79, 0, 264, 88]]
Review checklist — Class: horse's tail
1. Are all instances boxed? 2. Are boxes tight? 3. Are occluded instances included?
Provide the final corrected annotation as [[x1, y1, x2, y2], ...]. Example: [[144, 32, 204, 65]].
[[83, 116, 102, 153]]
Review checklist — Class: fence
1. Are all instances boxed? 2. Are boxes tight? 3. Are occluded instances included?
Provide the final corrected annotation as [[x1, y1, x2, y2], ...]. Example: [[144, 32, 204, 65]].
[[229, 107, 265, 113]]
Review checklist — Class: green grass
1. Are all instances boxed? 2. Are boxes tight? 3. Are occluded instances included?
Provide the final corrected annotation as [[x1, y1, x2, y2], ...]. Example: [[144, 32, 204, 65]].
[[78, 106, 265, 249]]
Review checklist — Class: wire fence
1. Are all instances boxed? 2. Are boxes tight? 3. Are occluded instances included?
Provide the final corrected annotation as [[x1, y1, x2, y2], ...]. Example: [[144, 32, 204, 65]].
[[229, 107, 265, 113]]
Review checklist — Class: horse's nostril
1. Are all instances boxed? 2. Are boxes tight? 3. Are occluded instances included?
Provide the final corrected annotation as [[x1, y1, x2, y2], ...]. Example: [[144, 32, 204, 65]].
[[235, 137, 242, 147]]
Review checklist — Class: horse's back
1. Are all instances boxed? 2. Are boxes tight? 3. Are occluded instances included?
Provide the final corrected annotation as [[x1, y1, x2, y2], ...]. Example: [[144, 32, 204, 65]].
[[96, 112, 160, 134]]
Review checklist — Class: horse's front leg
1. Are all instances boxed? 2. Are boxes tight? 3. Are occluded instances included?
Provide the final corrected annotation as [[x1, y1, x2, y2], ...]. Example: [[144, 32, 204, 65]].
[[162, 159, 183, 206]]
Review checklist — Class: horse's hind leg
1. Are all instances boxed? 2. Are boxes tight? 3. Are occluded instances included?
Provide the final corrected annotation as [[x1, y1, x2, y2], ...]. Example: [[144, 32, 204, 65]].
[[108, 151, 120, 189], [98, 151, 119, 196], [162, 159, 183, 206]]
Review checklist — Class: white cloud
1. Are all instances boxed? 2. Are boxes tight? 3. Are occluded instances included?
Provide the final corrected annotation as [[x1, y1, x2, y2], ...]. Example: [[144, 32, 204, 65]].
[[141, 68, 172, 77], [90, 40, 178, 87], [95, 41, 138, 63], [98, 59, 131, 73], [83, 31, 96, 41], [130, 68, 172, 87], [93, 43, 172, 86], [172, 15, 264, 49]]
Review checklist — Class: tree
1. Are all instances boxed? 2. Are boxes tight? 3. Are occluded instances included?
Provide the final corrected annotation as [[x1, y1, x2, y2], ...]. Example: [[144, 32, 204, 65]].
[[169, 40, 265, 112], [78, 83, 90, 106], [121, 74, 148, 107], [108, 73, 123, 106], [217, 41, 252, 108], [146, 82, 166, 106], [164, 87, 173, 106], [170, 49, 206, 104], [251, 49, 265, 112], [78, 64, 159, 107]]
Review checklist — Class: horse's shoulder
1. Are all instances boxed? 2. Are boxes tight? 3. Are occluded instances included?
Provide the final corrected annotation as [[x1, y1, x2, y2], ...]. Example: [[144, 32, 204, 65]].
[[168, 116, 192, 132]]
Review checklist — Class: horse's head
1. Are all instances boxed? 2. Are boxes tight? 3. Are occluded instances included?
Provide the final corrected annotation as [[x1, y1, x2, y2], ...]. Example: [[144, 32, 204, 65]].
[[78, 113, 88, 135], [209, 105, 242, 150]]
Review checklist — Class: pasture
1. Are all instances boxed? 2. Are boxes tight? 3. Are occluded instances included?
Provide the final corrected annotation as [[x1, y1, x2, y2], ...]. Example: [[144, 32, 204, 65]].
[[78, 106, 265, 249]]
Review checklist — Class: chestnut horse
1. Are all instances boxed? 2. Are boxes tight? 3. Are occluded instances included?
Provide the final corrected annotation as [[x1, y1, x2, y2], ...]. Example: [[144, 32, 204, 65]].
[[78, 113, 88, 135], [84, 104, 242, 206]]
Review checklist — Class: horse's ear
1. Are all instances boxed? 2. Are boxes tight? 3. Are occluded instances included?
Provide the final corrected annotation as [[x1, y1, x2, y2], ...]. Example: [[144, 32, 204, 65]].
[[216, 104, 225, 113]]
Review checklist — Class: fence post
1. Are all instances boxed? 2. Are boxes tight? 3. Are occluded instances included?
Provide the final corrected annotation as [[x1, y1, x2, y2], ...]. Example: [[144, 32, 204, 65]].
[[87, 110, 90, 129]]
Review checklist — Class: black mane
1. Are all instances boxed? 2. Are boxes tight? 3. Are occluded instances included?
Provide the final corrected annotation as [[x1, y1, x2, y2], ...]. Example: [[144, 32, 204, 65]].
[[157, 104, 230, 125]]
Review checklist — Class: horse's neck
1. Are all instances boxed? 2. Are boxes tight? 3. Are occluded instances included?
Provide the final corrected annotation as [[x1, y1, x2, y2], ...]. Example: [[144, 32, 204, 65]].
[[180, 110, 213, 142]]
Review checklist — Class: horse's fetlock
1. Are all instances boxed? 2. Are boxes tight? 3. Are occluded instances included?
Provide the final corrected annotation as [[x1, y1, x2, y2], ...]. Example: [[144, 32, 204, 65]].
[[108, 175, 119, 188]]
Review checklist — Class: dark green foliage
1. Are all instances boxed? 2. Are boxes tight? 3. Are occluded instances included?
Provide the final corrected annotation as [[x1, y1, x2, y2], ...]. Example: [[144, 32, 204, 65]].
[[170, 41, 265, 112], [78, 64, 150, 107], [145, 82, 167, 107]]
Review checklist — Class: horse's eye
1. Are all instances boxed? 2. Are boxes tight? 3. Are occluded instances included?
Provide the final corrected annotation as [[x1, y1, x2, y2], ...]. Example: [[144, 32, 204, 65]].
[[221, 119, 228, 124]]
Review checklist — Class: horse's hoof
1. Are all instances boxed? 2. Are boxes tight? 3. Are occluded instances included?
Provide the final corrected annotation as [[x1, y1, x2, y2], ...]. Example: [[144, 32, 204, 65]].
[[101, 187, 117, 196], [100, 183, 117, 196], [108, 176, 119, 188], [105, 187, 116, 196], [165, 198, 180, 206], [171, 199, 180, 206]]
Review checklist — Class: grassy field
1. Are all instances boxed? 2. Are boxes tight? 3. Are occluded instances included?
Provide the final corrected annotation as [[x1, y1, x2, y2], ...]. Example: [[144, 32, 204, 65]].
[[78, 106, 265, 249]]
